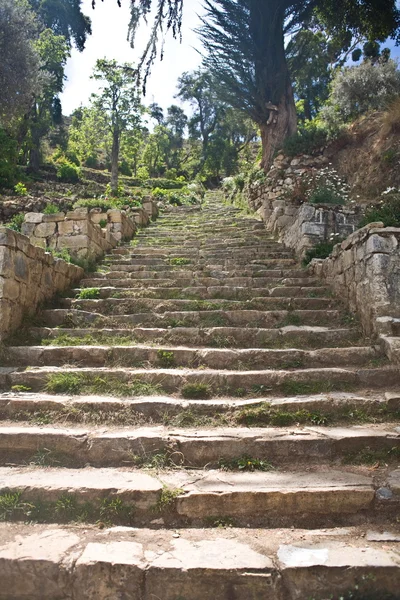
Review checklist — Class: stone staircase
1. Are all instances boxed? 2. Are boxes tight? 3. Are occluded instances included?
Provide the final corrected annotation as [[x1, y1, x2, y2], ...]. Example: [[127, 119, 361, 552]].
[[0, 193, 399, 599]]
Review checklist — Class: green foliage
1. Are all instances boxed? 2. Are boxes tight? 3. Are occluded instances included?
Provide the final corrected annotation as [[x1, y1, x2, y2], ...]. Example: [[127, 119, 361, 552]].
[[360, 191, 400, 227], [77, 288, 100, 300], [169, 257, 191, 266], [181, 383, 212, 399], [147, 178, 185, 189], [323, 59, 400, 125], [283, 123, 329, 157], [14, 182, 28, 196], [119, 159, 132, 176], [219, 455, 274, 472], [0, 129, 19, 187], [45, 373, 164, 397], [152, 187, 199, 206], [43, 203, 59, 214], [154, 485, 183, 513], [157, 350, 175, 367], [309, 186, 346, 205], [303, 241, 336, 265], [56, 159, 80, 183], [6, 213, 25, 232]]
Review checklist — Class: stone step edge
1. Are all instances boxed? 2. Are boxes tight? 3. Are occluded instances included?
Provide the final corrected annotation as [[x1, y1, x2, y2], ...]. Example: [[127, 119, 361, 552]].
[[0, 423, 398, 468], [0, 524, 399, 600]]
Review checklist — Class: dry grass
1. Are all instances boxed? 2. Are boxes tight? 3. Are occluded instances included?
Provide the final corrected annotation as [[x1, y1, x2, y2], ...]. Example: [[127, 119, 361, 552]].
[[381, 96, 400, 136]]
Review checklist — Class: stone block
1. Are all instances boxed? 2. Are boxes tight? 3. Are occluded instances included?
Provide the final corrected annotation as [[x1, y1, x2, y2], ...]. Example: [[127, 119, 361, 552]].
[[20, 222, 36, 237], [24, 213, 43, 224], [35, 222, 56, 238], [365, 234, 397, 256], [57, 235, 88, 251], [107, 209, 123, 223], [57, 220, 74, 236], [29, 236, 47, 249], [301, 222, 325, 237], [42, 212, 65, 223], [65, 208, 89, 220]]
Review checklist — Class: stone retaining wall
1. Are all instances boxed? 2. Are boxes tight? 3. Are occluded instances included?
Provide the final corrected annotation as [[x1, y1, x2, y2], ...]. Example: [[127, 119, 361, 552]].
[[0, 228, 83, 341], [308, 223, 400, 359], [247, 154, 361, 258]]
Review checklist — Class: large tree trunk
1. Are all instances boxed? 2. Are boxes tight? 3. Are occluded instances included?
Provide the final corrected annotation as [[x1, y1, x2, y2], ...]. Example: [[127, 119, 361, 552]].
[[110, 127, 120, 195], [259, 81, 297, 171]]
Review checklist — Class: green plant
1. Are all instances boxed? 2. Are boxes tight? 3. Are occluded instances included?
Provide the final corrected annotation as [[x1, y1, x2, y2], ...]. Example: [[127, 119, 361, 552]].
[[302, 241, 336, 265], [169, 257, 191, 266], [77, 288, 101, 300], [30, 448, 61, 467], [219, 455, 275, 472], [181, 383, 211, 399], [99, 218, 107, 228], [43, 203, 60, 214], [157, 350, 175, 367], [56, 159, 81, 183], [45, 373, 164, 397], [0, 491, 31, 521], [6, 213, 24, 232], [154, 485, 183, 513], [14, 182, 27, 196], [360, 191, 400, 228], [309, 185, 346, 205], [11, 385, 31, 392], [283, 123, 328, 157]]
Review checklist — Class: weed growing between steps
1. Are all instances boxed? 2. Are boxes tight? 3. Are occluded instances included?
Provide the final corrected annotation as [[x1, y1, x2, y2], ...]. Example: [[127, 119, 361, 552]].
[[45, 373, 164, 396], [76, 288, 101, 300], [6, 402, 400, 429], [343, 446, 400, 466], [219, 456, 275, 472], [41, 333, 136, 346], [153, 485, 183, 513], [0, 491, 135, 526]]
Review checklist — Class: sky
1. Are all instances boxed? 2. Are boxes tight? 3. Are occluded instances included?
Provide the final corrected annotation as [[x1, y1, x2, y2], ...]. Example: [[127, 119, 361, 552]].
[[61, 0, 205, 116]]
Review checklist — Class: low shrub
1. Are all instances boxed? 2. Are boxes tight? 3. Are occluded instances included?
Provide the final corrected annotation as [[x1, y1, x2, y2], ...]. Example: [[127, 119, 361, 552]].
[[14, 182, 27, 196], [283, 124, 328, 157], [84, 155, 99, 169], [6, 213, 25, 232], [56, 159, 80, 183], [302, 241, 336, 265], [381, 96, 400, 135], [43, 204, 60, 215], [359, 191, 400, 227], [146, 178, 185, 190], [309, 186, 346, 205], [119, 160, 132, 176]]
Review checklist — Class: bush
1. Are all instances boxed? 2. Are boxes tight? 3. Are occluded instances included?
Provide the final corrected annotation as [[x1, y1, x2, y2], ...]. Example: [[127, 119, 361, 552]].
[[359, 191, 400, 227], [136, 166, 149, 181], [302, 241, 336, 265], [84, 155, 99, 169], [56, 159, 80, 183], [6, 213, 24, 232], [14, 182, 27, 196], [0, 128, 19, 188], [309, 186, 346, 205], [43, 204, 59, 215], [151, 187, 199, 206], [119, 160, 132, 176], [164, 168, 177, 180], [146, 178, 185, 190], [324, 59, 400, 123], [283, 123, 328, 157]]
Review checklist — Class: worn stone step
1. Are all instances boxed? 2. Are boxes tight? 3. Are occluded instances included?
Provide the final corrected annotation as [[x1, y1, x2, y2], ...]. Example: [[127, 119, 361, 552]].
[[40, 308, 343, 329], [61, 296, 336, 315], [81, 274, 312, 288], [0, 424, 398, 468], [1, 390, 397, 424], [27, 325, 363, 349], [3, 345, 378, 370], [0, 465, 381, 527], [6, 365, 400, 396], [1, 523, 399, 600], [69, 285, 321, 302]]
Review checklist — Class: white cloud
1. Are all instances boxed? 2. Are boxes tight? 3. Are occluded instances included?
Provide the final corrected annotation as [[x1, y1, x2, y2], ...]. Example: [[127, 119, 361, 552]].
[[61, 0, 204, 116]]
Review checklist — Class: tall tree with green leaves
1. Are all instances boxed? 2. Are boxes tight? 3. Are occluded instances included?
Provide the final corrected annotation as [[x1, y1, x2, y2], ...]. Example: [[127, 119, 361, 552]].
[[27, 29, 70, 172], [91, 59, 143, 194], [198, 0, 400, 169], [27, 0, 92, 50]]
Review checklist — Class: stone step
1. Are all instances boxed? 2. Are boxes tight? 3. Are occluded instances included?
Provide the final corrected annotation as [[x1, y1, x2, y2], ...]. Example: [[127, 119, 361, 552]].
[[1, 390, 397, 425], [40, 308, 343, 329], [101, 259, 298, 273], [6, 365, 400, 396], [1, 523, 398, 600], [26, 325, 363, 349], [60, 296, 336, 315], [3, 345, 378, 370], [0, 423, 398, 468], [82, 273, 312, 287], [0, 465, 384, 528], [68, 284, 323, 301]]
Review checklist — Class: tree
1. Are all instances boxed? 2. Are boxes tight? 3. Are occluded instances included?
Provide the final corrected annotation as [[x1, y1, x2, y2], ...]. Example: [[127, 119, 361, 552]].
[[68, 105, 109, 166], [27, 0, 92, 50], [25, 29, 70, 172], [0, 0, 40, 126], [91, 59, 143, 194], [177, 70, 224, 171], [198, 0, 400, 169]]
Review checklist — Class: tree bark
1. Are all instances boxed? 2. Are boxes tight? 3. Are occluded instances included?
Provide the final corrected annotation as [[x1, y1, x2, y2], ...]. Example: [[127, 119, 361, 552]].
[[110, 127, 120, 195], [259, 81, 297, 171]]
